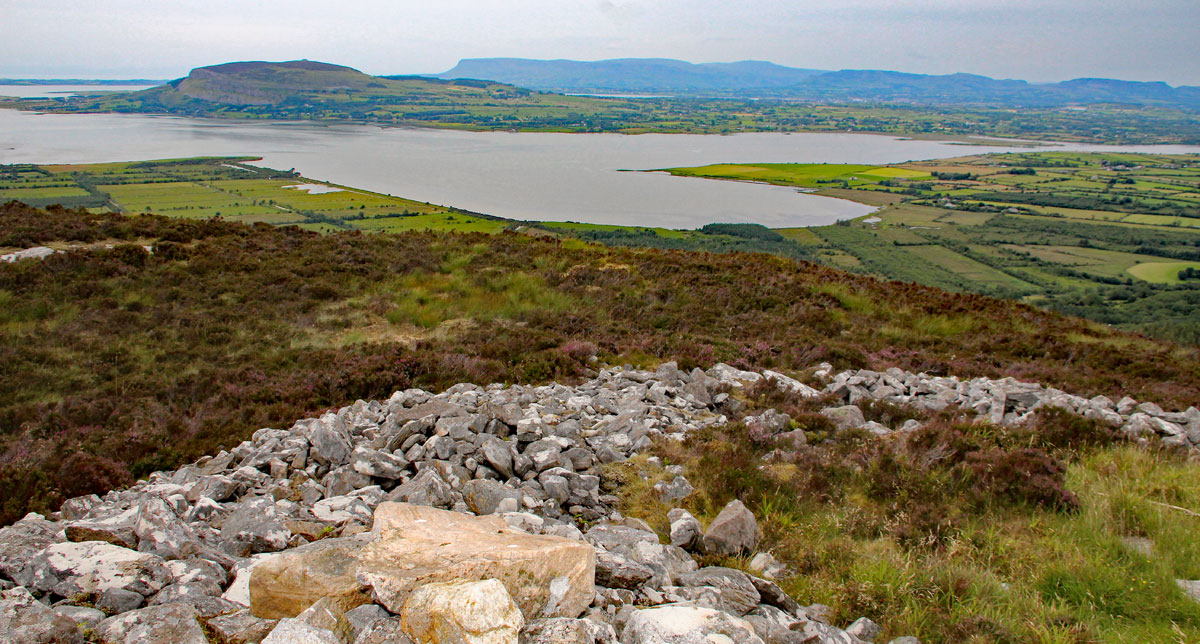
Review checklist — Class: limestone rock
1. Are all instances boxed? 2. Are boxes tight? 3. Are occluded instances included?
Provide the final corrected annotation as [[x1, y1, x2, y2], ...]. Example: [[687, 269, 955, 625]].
[[401, 579, 523, 644], [96, 602, 209, 644], [748, 552, 787, 581], [847, 616, 881, 642], [388, 469, 455, 508], [22, 540, 172, 598], [667, 509, 702, 551], [262, 619, 343, 644], [701, 500, 760, 557], [220, 496, 291, 556], [463, 479, 523, 515], [674, 567, 760, 616], [0, 586, 86, 644], [0, 513, 61, 582], [251, 503, 594, 621], [820, 406, 867, 431], [521, 617, 618, 643], [207, 609, 279, 644], [619, 603, 764, 644]]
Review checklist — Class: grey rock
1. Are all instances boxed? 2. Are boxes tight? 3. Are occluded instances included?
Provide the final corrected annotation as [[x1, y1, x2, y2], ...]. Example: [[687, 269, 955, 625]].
[[596, 550, 654, 590], [96, 587, 147, 614], [0, 586, 86, 644], [207, 608, 279, 644], [887, 638, 922, 644], [1178, 579, 1200, 603], [820, 405, 867, 431], [847, 616, 882, 642], [675, 567, 761, 616], [54, 604, 107, 629], [345, 603, 390, 634], [387, 469, 454, 508], [668, 509, 702, 551], [702, 499, 760, 557], [0, 513, 61, 582], [22, 541, 172, 598], [653, 476, 694, 503], [96, 602, 209, 644], [748, 575, 802, 616], [261, 618, 342, 644], [462, 479, 523, 515], [522, 616, 618, 643], [350, 447, 408, 480], [619, 603, 764, 644], [309, 418, 354, 467], [134, 496, 202, 560], [220, 496, 291, 556], [482, 438, 515, 479], [749, 552, 787, 581], [352, 615, 412, 644]]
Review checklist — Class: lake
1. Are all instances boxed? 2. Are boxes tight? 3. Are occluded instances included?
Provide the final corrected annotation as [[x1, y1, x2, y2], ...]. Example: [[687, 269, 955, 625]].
[[2, 101, 1199, 228]]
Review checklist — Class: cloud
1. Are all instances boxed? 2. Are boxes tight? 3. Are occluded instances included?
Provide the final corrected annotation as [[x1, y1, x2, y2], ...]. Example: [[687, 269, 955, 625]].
[[0, 0, 1195, 84]]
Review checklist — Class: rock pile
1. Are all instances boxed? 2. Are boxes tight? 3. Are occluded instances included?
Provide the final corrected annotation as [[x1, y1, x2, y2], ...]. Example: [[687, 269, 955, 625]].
[[2, 360, 1196, 643]]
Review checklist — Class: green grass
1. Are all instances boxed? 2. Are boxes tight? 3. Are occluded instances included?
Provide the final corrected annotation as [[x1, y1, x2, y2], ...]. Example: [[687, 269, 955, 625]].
[[615, 400, 1200, 644], [1127, 261, 1200, 284]]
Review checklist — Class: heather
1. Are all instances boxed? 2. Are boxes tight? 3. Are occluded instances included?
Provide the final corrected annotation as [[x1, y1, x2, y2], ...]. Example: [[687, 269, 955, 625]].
[[1, 201, 1199, 524]]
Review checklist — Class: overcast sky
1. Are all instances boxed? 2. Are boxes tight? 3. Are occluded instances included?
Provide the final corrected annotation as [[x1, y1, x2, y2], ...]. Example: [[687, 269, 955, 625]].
[[2, 0, 1197, 85]]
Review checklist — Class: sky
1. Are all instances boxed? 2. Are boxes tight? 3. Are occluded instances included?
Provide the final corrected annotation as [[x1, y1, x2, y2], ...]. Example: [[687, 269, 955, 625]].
[[2, 0, 1198, 85]]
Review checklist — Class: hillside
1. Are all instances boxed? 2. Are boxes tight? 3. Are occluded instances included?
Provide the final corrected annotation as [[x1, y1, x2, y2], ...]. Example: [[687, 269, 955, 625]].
[[438, 57, 1200, 109], [437, 57, 827, 93], [3, 202, 1200, 643]]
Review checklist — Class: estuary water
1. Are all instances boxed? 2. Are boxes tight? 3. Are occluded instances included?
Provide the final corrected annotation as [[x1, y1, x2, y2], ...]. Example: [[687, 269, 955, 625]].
[[1, 102, 1198, 228]]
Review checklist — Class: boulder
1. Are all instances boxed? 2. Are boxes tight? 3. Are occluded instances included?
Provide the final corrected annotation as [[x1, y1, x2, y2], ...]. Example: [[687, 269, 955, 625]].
[[748, 552, 787, 581], [64, 508, 139, 549], [652, 476, 694, 503], [521, 617, 618, 643], [207, 609, 279, 644], [701, 500, 760, 557], [847, 617, 882, 642], [674, 567, 760, 616], [463, 479, 523, 515], [401, 579, 523, 644], [262, 619, 342, 644], [21, 540, 172, 598], [220, 496, 291, 557], [0, 586, 86, 644], [0, 513, 61, 582], [250, 503, 594, 621], [354, 616, 413, 644], [667, 509, 702, 551], [619, 604, 764, 644], [96, 602, 209, 644], [388, 469, 455, 508], [820, 406, 867, 431]]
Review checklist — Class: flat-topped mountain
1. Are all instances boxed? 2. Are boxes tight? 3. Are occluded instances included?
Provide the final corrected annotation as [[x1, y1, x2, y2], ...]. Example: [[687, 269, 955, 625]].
[[438, 57, 1200, 108], [171, 60, 380, 105]]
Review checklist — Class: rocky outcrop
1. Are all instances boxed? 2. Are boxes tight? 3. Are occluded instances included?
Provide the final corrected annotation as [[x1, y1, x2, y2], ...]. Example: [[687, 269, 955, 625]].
[[5, 360, 1190, 643]]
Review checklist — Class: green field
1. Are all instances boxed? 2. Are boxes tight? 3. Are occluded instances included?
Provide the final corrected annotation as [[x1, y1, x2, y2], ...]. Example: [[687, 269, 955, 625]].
[[1, 158, 508, 234], [661, 153, 1200, 344]]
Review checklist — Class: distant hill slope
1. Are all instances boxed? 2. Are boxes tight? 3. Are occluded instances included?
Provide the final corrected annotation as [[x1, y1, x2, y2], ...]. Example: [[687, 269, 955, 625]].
[[436, 58, 826, 93], [437, 57, 1200, 109]]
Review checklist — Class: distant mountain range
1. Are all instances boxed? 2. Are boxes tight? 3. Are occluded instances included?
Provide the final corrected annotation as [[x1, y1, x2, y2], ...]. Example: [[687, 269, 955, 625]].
[[436, 58, 1200, 109]]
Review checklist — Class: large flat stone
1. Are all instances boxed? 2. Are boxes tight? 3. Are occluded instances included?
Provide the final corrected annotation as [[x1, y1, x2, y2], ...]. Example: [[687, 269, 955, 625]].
[[249, 502, 594, 622]]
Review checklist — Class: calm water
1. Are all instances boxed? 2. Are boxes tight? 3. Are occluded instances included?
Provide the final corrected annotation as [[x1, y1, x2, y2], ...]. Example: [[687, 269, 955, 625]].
[[2, 101, 1199, 228], [0, 85, 157, 99]]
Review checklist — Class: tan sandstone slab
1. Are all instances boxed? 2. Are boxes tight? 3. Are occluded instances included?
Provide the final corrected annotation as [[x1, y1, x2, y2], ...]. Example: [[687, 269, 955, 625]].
[[249, 502, 594, 621]]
